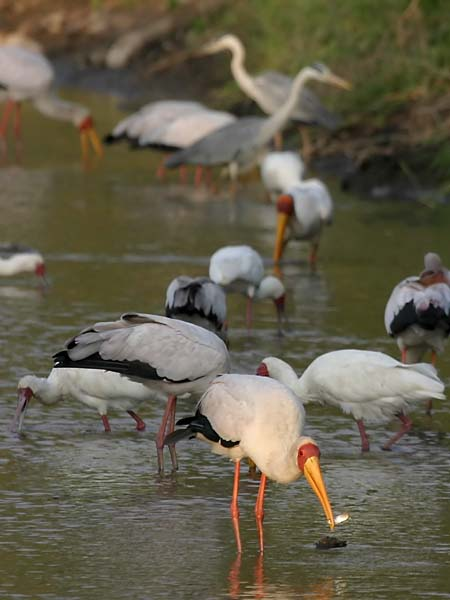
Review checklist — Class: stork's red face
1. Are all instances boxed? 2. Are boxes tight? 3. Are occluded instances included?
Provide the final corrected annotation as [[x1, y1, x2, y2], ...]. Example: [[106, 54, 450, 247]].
[[34, 262, 48, 286], [11, 387, 33, 433], [297, 442, 335, 530], [256, 361, 270, 377], [274, 194, 294, 264], [78, 116, 103, 163]]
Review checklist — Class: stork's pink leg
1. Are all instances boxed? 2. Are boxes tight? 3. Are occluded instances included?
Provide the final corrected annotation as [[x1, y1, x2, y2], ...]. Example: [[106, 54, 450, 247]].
[[356, 419, 370, 451], [101, 414, 111, 432], [127, 410, 146, 431], [230, 460, 242, 554], [382, 412, 412, 451], [255, 473, 267, 554], [246, 298, 253, 331], [156, 395, 177, 473], [167, 397, 178, 471], [178, 164, 188, 184], [0, 99, 14, 159], [13, 102, 22, 161]]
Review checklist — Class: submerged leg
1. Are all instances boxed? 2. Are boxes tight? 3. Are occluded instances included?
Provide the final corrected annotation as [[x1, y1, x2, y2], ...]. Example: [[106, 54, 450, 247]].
[[308, 241, 319, 270], [101, 414, 111, 432], [255, 473, 267, 554], [194, 165, 203, 187], [382, 412, 412, 451], [167, 397, 178, 471], [127, 410, 146, 431], [230, 460, 242, 554], [356, 419, 370, 451], [155, 395, 177, 473]]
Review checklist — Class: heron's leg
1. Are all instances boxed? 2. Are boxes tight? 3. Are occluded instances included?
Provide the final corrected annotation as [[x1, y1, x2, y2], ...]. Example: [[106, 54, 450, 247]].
[[356, 419, 370, 451], [382, 412, 412, 451], [156, 395, 177, 473], [101, 414, 111, 432], [0, 99, 14, 159], [230, 460, 242, 554], [194, 165, 203, 187], [255, 473, 267, 554], [127, 410, 146, 431]]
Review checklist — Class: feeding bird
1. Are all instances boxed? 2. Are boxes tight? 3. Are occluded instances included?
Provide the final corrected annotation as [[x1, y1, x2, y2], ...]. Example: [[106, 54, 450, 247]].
[[257, 350, 445, 451], [209, 245, 285, 332], [0, 243, 46, 283], [273, 179, 333, 268], [0, 44, 103, 162], [13, 369, 151, 434], [165, 275, 228, 343], [165, 373, 336, 554], [260, 151, 305, 200], [165, 63, 350, 181], [52, 312, 231, 472], [201, 34, 341, 157]]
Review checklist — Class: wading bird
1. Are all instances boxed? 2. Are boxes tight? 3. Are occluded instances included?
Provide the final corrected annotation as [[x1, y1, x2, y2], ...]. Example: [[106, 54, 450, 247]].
[[165, 373, 336, 554], [165, 64, 350, 181], [0, 243, 46, 283], [273, 179, 333, 268], [52, 313, 231, 472], [209, 245, 285, 332], [165, 275, 228, 343], [257, 350, 445, 451], [260, 151, 305, 200], [0, 45, 103, 162], [201, 34, 341, 158], [13, 369, 151, 433]]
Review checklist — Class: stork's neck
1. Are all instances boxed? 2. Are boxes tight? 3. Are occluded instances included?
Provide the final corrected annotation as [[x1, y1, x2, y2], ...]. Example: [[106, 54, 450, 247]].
[[32, 93, 89, 127], [259, 70, 312, 143]]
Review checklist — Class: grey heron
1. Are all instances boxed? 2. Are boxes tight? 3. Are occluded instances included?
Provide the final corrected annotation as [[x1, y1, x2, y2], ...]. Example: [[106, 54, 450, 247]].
[[165, 63, 350, 180]]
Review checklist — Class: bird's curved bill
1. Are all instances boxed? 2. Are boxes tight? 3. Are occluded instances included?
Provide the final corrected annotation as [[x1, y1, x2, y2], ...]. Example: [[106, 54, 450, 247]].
[[273, 212, 289, 264], [327, 74, 352, 91], [303, 455, 335, 529], [80, 127, 104, 163], [11, 389, 30, 433]]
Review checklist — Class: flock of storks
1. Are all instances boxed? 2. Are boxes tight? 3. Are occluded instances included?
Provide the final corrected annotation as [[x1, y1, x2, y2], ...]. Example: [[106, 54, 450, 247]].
[[1, 33, 450, 554]]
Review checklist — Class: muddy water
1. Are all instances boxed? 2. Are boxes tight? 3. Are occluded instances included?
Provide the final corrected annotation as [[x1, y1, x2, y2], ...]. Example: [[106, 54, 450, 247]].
[[0, 91, 449, 599]]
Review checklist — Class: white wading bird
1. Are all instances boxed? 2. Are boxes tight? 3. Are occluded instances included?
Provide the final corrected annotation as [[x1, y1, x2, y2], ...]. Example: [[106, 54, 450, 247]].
[[165, 373, 338, 554], [260, 151, 305, 200], [51, 313, 231, 472], [165, 63, 350, 181], [0, 243, 46, 282], [257, 350, 445, 451], [201, 34, 341, 157], [0, 45, 103, 161], [165, 275, 228, 343], [13, 369, 152, 433], [209, 245, 285, 332]]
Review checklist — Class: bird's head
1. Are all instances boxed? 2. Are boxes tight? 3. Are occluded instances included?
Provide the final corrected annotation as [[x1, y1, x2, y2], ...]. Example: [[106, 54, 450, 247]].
[[274, 194, 295, 264], [12, 381, 35, 433], [200, 34, 242, 57], [78, 115, 104, 163], [307, 63, 352, 91], [297, 437, 335, 530], [256, 276, 286, 334]]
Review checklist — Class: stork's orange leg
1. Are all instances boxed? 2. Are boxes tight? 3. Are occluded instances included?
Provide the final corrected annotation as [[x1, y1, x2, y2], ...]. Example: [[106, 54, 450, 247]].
[[255, 473, 267, 554], [230, 460, 242, 554]]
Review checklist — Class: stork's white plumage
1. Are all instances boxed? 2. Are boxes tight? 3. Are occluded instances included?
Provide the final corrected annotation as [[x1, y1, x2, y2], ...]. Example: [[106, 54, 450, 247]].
[[165, 373, 336, 553], [258, 351, 446, 451], [13, 368, 152, 433], [0, 243, 46, 282], [0, 45, 102, 161], [52, 312, 231, 472], [385, 252, 450, 364], [260, 151, 305, 200], [165, 275, 228, 342], [209, 245, 285, 331], [273, 180, 333, 268]]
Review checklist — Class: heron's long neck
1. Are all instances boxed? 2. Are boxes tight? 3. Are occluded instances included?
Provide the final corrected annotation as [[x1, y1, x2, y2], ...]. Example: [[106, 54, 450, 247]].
[[259, 70, 312, 143], [32, 93, 87, 126], [229, 44, 264, 105]]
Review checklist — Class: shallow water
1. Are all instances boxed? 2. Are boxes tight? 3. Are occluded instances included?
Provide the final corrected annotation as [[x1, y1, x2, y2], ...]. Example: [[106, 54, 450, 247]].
[[1, 92, 450, 600]]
